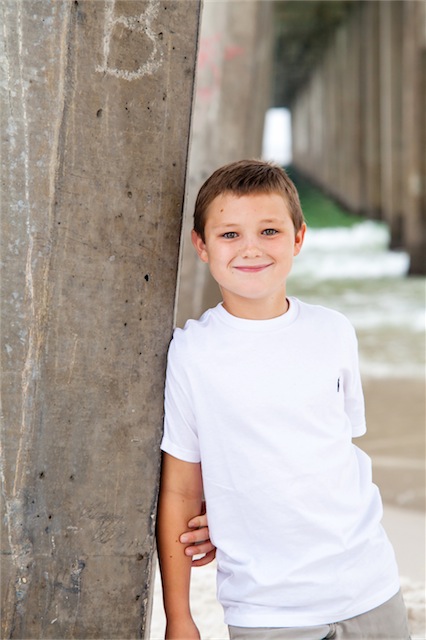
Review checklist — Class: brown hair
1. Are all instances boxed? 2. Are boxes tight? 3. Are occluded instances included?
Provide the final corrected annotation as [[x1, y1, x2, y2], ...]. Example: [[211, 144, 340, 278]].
[[193, 159, 305, 241]]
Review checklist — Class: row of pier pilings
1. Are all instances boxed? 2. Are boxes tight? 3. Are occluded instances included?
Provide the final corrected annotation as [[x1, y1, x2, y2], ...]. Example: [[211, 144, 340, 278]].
[[291, 0, 425, 275]]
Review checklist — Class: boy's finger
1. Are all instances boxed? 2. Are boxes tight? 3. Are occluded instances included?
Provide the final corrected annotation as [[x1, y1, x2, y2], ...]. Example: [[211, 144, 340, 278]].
[[191, 549, 216, 567], [187, 513, 208, 529], [184, 540, 215, 556], [180, 526, 210, 544], [179, 527, 209, 543], [184, 541, 215, 556]]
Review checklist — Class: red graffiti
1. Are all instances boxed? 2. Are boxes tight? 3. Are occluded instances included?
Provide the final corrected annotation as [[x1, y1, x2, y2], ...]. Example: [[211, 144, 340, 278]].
[[196, 33, 245, 102]]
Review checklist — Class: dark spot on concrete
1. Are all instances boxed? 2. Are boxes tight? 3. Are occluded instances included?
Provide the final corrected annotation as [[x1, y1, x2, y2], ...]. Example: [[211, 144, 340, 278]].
[[127, 191, 132, 198], [144, 274, 149, 282], [96, 109, 102, 118], [39, 471, 45, 479], [69, 475, 74, 481], [135, 594, 141, 600], [136, 553, 144, 561]]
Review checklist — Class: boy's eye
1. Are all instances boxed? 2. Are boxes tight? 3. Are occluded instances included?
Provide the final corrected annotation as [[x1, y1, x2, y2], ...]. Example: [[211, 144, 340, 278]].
[[222, 232, 238, 239], [262, 228, 278, 236]]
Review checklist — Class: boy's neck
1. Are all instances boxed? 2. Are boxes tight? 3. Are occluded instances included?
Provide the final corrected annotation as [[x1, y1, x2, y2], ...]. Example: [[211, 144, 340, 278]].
[[221, 294, 290, 320]]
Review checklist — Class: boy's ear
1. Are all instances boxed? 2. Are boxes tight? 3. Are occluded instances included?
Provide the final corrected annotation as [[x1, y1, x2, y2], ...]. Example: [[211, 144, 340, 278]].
[[293, 222, 306, 256], [191, 229, 209, 263]]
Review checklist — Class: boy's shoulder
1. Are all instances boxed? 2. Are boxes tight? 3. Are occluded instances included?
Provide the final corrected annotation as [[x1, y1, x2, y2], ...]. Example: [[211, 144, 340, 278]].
[[297, 298, 353, 322], [170, 304, 220, 354], [176, 304, 218, 336], [296, 298, 357, 337]]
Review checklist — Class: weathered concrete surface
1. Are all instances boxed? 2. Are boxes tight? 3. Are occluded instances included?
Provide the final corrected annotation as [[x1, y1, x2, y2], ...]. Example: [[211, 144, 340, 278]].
[[401, 1, 426, 274], [290, 0, 425, 274], [176, 0, 274, 326], [0, 1, 200, 637]]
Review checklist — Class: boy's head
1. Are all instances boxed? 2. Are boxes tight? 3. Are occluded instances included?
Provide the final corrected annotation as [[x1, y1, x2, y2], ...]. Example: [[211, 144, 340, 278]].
[[193, 159, 304, 241]]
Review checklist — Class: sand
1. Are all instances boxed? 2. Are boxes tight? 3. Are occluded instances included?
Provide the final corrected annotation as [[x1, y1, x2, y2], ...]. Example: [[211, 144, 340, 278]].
[[361, 377, 425, 512], [150, 376, 425, 639]]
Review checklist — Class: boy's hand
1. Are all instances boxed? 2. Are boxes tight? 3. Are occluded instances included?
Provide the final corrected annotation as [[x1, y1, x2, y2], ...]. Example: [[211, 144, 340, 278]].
[[180, 510, 216, 567]]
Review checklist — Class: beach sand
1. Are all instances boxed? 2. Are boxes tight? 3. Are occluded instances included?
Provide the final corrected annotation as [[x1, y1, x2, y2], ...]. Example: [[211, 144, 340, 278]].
[[361, 377, 425, 512], [150, 376, 425, 639]]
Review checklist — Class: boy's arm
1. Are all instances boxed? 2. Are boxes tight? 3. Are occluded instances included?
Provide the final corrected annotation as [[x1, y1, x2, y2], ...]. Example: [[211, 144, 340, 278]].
[[156, 452, 203, 639]]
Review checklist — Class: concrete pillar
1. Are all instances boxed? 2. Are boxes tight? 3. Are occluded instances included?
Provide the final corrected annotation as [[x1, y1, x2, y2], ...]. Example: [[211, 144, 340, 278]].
[[401, 0, 426, 274], [361, 1, 381, 219], [379, 1, 404, 246], [292, 12, 363, 215], [0, 1, 200, 637], [332, 24, 348, 203], [176, 0, 274, 326], [345, 9, 363, 213], [322, 44, 339, 193], [291, 86, 310, 174]]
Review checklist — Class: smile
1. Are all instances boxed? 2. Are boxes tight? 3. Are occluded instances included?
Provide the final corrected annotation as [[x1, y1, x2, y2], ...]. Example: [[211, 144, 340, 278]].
[[233, 264, 272, 273]]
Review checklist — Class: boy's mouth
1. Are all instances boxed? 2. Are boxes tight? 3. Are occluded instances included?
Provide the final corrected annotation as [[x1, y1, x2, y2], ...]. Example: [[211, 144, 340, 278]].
[[233, 263, 272, 273]]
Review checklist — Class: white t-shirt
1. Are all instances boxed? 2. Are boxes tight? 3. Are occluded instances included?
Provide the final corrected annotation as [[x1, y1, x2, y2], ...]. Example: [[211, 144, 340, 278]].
[[161, 298, 400, 627]]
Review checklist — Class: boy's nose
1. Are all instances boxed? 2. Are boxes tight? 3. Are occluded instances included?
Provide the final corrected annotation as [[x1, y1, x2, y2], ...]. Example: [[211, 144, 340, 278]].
[[241, 242, 262, 258]]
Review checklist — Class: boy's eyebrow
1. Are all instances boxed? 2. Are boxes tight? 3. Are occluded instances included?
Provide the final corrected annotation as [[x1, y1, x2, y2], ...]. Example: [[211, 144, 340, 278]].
[[259, 218, 282, 225], [211, 218, 283, 230]]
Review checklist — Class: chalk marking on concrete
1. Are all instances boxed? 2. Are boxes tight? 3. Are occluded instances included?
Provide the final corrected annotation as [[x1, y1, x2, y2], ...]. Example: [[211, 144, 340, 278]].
[[1, 4, 47, 630], [96, 0, 163, 81], [0, 16, 36, 628], [67, 334, 79, 384]]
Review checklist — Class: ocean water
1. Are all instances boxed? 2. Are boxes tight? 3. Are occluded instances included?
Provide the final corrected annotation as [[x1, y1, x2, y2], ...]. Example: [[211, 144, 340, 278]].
[[288, 221, 425, 379]]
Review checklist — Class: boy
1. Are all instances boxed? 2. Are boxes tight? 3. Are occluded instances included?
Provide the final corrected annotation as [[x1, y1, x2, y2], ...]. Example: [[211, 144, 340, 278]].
[[156, 160, 410, 639]]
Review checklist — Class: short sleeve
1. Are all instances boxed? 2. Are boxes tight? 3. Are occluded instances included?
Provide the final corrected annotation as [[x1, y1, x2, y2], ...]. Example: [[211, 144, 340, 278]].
[[343, 324, 366, 437], [161, 334, 201, 463]]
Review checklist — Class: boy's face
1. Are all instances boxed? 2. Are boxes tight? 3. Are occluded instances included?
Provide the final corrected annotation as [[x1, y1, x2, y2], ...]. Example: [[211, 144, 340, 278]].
[[192, 192, 306, 319]]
